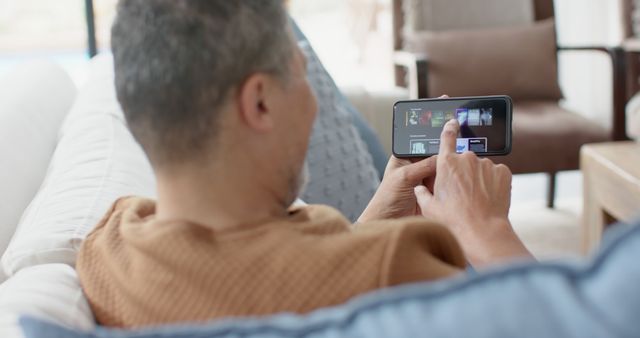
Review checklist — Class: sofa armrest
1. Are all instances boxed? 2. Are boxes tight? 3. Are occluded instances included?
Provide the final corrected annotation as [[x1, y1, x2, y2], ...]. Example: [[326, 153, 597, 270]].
[[0, 61, 76, 277], [558, 46, 628, 140], [393, 51, 429, 99]]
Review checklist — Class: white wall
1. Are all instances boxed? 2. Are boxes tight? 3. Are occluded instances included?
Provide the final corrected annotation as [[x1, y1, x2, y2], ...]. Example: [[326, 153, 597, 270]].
[[555, 0, 624, 129]]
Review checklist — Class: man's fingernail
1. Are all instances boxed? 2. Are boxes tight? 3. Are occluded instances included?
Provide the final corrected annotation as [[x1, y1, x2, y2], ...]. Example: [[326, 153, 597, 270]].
[[414, 185, 426, 193]]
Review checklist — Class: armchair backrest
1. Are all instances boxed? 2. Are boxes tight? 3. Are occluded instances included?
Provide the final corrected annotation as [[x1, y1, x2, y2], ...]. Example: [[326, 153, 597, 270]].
[[392, 0, 562, 101], [393, 0, 555, 51]]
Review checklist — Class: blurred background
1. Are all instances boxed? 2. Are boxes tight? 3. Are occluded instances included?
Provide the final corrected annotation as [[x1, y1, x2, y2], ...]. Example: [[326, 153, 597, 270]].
[[0, 0, 626, 121]]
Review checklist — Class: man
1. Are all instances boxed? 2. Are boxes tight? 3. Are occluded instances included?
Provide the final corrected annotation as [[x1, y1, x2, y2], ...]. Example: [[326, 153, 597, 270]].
[[77, 0, 531, 328]]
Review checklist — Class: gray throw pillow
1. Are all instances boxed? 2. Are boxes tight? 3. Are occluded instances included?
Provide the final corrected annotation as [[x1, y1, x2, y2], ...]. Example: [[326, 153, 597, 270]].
[[299, 40, 380, 222]]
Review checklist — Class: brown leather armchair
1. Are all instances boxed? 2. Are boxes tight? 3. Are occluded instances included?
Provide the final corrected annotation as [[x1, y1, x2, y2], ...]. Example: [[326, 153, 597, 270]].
[[622, 0, 640, 98], [392, 0, 628, 208]]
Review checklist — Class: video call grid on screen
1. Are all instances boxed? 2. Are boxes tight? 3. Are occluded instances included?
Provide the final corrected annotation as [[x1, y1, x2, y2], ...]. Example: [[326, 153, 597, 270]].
[[393, 97, 509, 157]]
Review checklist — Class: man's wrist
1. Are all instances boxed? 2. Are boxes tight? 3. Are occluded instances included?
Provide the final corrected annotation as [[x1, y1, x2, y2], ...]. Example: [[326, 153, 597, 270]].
[[457, 219, 534, 267], [357, 203, 377, 223], [357, 203, 391, 223]]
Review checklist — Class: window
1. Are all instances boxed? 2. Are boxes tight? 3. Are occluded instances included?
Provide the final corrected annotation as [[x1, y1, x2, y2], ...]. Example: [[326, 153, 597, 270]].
[[0, 0, 117, 81], [289, 0, 395, 90]]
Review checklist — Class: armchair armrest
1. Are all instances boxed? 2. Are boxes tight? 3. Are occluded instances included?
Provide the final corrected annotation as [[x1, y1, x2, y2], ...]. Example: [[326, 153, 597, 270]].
[[393, 51, 429, 99], [558, 46, 628, 140], [558, 45, 611, 53], [622, 39, 640, 54]]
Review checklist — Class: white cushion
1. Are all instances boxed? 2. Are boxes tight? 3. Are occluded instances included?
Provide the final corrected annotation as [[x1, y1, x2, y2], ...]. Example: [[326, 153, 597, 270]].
[[0, 61, 76, 273], [627, 92, 640, 140], [0, 264, 95, 338], [1, 54, 156, 276], [341, 86, 408, 156]]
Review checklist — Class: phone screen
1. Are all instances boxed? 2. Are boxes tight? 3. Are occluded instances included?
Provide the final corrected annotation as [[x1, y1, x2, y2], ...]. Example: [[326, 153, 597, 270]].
[[392, 96, 512, 157]]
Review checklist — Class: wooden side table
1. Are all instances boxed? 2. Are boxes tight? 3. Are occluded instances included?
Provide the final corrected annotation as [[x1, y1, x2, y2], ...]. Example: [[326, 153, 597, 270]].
[[581, 141, 640, 254]]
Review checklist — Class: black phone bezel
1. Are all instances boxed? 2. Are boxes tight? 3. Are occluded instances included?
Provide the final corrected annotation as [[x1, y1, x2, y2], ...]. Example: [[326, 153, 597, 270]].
[[392, 95, 513, 158]]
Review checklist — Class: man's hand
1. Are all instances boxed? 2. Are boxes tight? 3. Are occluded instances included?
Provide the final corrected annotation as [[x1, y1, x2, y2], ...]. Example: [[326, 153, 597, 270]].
[[357, 156, 437, 223], [358, 94, 450, 223], [414, 119, 532, 267]]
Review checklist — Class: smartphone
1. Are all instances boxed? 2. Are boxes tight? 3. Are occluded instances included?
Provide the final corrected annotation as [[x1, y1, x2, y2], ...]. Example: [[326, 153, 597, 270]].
[[392, 95, 512, 158]]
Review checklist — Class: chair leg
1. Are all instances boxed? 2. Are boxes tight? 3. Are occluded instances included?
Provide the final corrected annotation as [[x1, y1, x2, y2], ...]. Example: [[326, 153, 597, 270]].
[[547, 172, 557, 209]]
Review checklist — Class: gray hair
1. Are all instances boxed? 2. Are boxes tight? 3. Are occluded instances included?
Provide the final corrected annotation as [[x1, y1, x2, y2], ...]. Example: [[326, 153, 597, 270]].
[[112, 0, 294, 166]]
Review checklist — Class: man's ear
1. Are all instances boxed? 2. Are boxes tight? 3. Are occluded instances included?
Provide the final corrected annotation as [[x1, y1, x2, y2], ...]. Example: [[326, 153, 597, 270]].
[[237, 73, 275, 132]]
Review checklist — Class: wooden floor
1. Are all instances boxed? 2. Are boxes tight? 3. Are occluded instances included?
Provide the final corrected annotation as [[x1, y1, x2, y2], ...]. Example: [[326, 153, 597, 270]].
[[510, 171, 583, 260]]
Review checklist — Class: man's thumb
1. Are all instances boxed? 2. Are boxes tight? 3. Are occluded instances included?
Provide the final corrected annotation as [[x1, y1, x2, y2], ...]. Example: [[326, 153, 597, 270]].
[[414, 185, 433, 209]]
